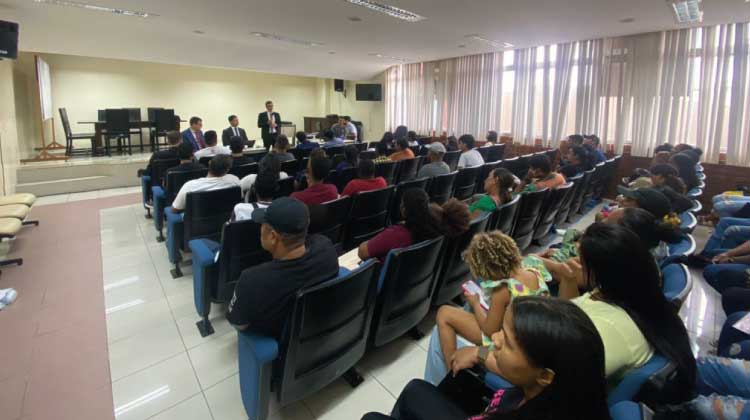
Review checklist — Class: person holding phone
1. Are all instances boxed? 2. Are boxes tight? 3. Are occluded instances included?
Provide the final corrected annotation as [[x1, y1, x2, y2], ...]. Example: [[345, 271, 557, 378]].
[[428, 231, 551, 384]]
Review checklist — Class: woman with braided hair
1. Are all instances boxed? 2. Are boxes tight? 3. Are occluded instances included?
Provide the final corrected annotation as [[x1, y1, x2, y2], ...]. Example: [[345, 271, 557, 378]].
[[426, 231, 551, 384]]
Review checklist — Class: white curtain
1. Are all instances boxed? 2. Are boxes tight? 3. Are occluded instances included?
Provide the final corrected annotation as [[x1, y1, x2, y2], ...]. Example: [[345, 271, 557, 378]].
[[548, 43, 575, 147], [385, 62, 436, 135], [510, 48, 537, 144]]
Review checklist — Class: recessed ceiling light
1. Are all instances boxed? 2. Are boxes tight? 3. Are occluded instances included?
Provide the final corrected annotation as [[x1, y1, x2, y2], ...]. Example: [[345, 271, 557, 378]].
[[345, 0, 426, 22], [619, 17, 635, 23], [193, 30, 205, 34], [328, 51, 337, 54], [347, 16, 363, 22], [465, 34, 513, 49], [667, 0, 703, 23], [457, 44, 466, 48], [32, 0, 156, 17], [251, 32, 323, 47]]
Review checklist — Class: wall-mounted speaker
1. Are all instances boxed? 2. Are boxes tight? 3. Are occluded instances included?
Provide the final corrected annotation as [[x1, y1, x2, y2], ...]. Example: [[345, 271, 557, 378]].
[[334, 79, 344, 92], [0, 21, 19, 60]]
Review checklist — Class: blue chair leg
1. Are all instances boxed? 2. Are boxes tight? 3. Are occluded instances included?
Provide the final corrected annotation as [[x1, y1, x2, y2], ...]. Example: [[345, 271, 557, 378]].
[[238, 332, 278, 420], [152, 186, 167, 242]]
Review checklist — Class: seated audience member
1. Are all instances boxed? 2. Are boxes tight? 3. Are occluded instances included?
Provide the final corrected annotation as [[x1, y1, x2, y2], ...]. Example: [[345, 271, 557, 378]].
[[332, 117, 347, 141], [435, 232, 550, 378], [583, 134, 606, 163], [560, 146, 591, 179], [669, 152, 700, 192], [555, 224, 696, 395], [695, 217, 750, 261], [342, 159, 387, 196], [271, 134, 296, 162], [469, 168, 515, 218], [484, 130, 498, 146], [295, 131, 319, 151], [225, 197, 339, 340], [457, 134, 484, 168], [167, 142, 205, 176], [240, 153, 289, 197], [291, 152, 338, 205], [654, 143, 674, 154], [146, 130, 182, 175], [446, 136, 459, 152], [182, 116, 205, 151], [650, 163, 687, 194], [171, 155, 239, 212], [417, 142, 451, 178], [194, 130, 230, 159], [701, 240, 750, 293], [321, 129, 344, 149], [566, 133, 584, 146], [407, 131, 419, 147], [393, 125, 409, 141], [615, 186, 675, 222], [358, 189, 468, 262], [232, 171, 276, 221], [368, 297, 610, 420], [336, 145, 359, 172], [229, 136, 254, 167], [378, 131, 395, 148], [389, 138, 415, 161], [723, 287, 750, 315], [373, 141, 392, 164], [343, 116, 358, 141], [518, 154, 565, 193], [709, 194, 750, 223]]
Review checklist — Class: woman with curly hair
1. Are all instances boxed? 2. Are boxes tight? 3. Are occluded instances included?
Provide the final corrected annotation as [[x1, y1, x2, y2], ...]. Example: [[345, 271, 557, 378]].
[[428, 231, 551, 383]]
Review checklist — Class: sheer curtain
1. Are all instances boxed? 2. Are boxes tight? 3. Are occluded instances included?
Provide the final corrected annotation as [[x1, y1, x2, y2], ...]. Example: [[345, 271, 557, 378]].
[[385, 62, 436, 135]]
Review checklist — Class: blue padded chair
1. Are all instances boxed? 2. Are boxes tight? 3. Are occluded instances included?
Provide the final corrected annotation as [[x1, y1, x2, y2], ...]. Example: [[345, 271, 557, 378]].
[[371, 236, 445, 347], [238, 261, 380, 419], [432, 212, 491, 305], [668, 234, 696, 257], [141, 158, 180, 216], [610, 402, 652, 420], [697, 172, 706, 181], [607, 353, 672, 406], [166, 186, 241, 278], [687, 187, 702, 199], [153, 167, 207, 242], [689, 199, 703, 214], [679, 211, 697, 233], [190, 219, 271, 337], [661, 263, 692, 309], [483, 371, 513, 391]]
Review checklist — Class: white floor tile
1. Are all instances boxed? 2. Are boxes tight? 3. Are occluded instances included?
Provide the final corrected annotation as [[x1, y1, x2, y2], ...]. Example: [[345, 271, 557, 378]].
[[148, 393, 212, 420], [34, 193, 70, 206], [109, 321, 185, 381], [188, 331, 239, 389], [359, 339, 427, 397], [68, 190, 100, 202], [103, 246, 153, 273], [176, 312, 234, 350], [103, 262, 160, 288], [112, 353, 201, 420], [106, 297, 175, 344], [304, 378, 395, 420], [105, 270, 165, 309], [203, 374, 248, 420]]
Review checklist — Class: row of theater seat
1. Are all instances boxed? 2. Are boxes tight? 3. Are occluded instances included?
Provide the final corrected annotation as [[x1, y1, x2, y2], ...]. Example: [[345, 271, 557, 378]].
[[0, 193, 39, 273]]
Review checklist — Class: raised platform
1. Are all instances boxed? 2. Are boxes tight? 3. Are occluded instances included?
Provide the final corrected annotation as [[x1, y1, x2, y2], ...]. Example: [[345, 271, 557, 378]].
[[16, 153, 150, 196]]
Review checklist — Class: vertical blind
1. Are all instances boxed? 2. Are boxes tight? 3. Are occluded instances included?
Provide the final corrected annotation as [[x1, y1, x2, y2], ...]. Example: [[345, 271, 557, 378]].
[[385, 22, 750, 164]]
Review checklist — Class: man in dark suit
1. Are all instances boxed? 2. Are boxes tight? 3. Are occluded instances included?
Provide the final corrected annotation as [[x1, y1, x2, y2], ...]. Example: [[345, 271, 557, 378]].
[[222, 115, 249, 146], [181, 116, 206, 151], [257, 100, 281, 150]]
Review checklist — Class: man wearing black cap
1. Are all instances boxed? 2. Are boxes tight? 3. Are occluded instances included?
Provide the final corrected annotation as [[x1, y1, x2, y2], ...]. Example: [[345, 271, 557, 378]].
[[616, 186, 673, 221], [225, 197, 339, 338]]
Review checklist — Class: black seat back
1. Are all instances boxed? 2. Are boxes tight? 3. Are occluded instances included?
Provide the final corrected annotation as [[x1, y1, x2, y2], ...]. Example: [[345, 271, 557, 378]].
[[104, 108, 130, 135], [427, 171, 458, 205], [274, 177, 296, 199], [151, 158, 181, 187], [216, 220, 272, 302], [59, 108, 73, 138], [443, 150, 461, 171], [512, 189, 549, 250], [291, 148, 312, 161], [359, 150, 377, 160], [325, 146, 345, 158], [453, 166, 481, 201], [433, 212, 491, 305], [475, 161, 501, 194], [394, 157, 420, 184], [334, 167, 358, 193], [278, 260, 379, 405], [280, 158, 300, 175], [389, 177, 430, 224], [183, 186, 242, 249], [488, 194, 521, 235], [487, 144, 506, 162], [554, 174, 583, 227], [372, 236, 445, 347], [344, 186, 396, 249], [375, 161, 398, 185], [124, 108, 141, 122], [154, 109, 175, 132], [165, 168, 208, 204], [569, 169, 595, 218], [147, 107, 164, 124], [544, 149, 558, 168], [198, 156, 212, 166], [533, 182, 574, 241], [308, 196, 354, 251], [229, 162, 258, 179]]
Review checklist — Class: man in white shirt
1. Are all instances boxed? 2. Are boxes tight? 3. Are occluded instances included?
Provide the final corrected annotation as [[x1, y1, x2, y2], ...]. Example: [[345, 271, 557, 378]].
[[233, 171, 276, 221], [457, 134, 485, 168], [343, 116, 358, 142], [194, 131, 230, 160], [171, 155, 240, 212]]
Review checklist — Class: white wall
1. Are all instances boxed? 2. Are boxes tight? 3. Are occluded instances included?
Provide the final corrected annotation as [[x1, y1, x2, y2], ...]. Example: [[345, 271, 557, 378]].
[[12, 52, 385, 159], [0, 60, 20, 194]]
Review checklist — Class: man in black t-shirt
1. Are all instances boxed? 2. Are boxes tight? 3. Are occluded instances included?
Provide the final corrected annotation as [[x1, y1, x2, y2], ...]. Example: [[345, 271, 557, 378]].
[[226, 197, 339, 339], [146, 131, 182, 175]]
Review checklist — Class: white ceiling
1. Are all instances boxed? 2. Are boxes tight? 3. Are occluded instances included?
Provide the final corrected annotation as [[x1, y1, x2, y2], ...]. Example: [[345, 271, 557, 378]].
[[2, 0, 750, 80]]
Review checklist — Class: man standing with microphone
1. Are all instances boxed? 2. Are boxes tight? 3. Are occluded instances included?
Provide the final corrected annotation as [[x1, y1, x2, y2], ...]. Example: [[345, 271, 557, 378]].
[[258, 100, 281, 150]]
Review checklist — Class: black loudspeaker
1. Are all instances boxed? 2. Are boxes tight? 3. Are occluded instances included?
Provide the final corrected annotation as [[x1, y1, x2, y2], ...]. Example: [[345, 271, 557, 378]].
[[0, 21, 19, 60], [334, 79, 344, 92]]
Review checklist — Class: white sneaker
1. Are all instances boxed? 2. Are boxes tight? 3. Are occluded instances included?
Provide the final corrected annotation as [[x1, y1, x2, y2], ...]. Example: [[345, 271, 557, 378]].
[[0, 288, 18, 310]]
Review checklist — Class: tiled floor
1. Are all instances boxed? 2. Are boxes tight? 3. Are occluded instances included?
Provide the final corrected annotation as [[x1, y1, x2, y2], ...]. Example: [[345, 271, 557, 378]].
[[33, 186, 143, 206]]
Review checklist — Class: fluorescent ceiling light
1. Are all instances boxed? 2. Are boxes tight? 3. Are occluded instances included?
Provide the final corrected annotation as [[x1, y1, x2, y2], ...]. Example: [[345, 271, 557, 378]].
[[251, 32, 323, 47], [466, 34, 513, 49], [668, 0, 703, 23], [32, 0, 156, 17], [345, 0, 426, 22]]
